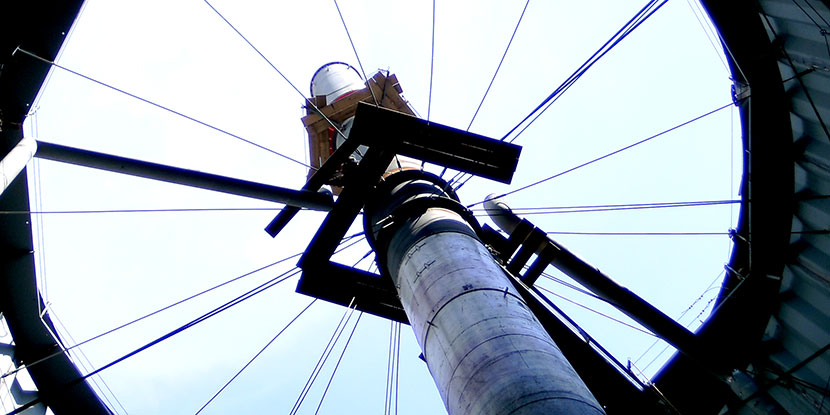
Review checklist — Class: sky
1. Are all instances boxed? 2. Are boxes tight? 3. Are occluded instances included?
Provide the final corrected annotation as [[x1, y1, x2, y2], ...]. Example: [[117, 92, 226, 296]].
[[12, 0, 739, 413]]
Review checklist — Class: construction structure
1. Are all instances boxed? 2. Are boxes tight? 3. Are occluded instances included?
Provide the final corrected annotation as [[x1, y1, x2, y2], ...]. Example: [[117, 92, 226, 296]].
[[1, 1, 829, 414], [285, 62, 606, 414]]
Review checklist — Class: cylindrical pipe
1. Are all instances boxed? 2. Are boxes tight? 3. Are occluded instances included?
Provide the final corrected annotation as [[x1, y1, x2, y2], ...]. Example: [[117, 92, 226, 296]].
[[0, 136, 37, 197], [34, 140, 334, 210], [367, 175, 604, 415]]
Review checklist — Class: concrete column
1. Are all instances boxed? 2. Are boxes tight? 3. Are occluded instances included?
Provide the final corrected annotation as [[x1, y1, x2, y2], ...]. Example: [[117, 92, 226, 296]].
[[366, 173, 604, 415]]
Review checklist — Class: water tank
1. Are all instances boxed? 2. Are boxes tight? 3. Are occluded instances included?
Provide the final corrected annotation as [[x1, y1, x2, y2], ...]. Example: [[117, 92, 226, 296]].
[[310, 62, 365, 106]]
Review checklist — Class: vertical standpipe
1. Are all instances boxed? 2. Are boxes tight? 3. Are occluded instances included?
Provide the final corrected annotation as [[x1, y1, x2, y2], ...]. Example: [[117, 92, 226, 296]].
[[365, 172, 605, 415]]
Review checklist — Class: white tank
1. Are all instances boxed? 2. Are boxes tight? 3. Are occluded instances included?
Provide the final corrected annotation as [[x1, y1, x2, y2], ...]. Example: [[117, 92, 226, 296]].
[[310, 62, 365, 106]]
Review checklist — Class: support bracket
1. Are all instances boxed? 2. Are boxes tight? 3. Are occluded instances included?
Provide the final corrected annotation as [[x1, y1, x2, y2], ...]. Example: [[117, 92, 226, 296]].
[[290, 103, 521, 322]]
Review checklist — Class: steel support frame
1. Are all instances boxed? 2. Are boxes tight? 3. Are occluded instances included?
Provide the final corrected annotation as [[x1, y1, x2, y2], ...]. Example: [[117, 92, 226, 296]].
[[483, 198, 705, 363], [291, 101, 521, 322], [0, 1, 112, 413], [652, 2, 793, 413], [291, 81, 678, 414]]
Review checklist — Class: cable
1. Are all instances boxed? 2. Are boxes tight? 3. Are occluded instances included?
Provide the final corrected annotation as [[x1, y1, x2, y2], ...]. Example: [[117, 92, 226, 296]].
[[428, 0, 436, 122], [13, 48, 312, 170], [202, 0, 303, 101], [529, 283, 656, 389], [289, 300, 357, 415], [500, 0, 665, 143], [102, 267, 301, 375], [294, 254, 370, 414], [28, 0, 89, 112], [468, 101, 733, 208], [730, 98, 736, 255], [539, 272, 608, 304], [477, 196, 830, 217], [466, 0, 530, 131], [383, 319, 396, 415], [791, 0, 829, 29], [422, 0, 438, 173], [1, 251, 302, 381], [314, 312, 363, 415], [194, 299, 316, 415], [0, 200, 739, 216], [394, 322, 401, 415], [817, 371, 829, 413], [538, 267, 724, 375], [632, 271, 724, 368], [535, 285, 657, 337], [475, 198, 740, 214], [383, 320, 392, 415], [1, 234, 367, 381], [453, 0, 668, 190], [795, 0, 830, 62], [742, 366, 830, 396], [759, 7, 830, 142], [202, 0, 349, 147], [383, 320, 402, 415], [6, 268, 303, 415], [341, 230, 367, 243], [17, 229, 361, 379], [28, 109, 49, 313], [332, 0, 379, 106], [47, 305, 127, 415], [348, 249, 375, 269], [803, 0, 830, 26], [685, 0, 730, 73], [638, 343, 673, 375], [676, 272, 725, 326], [445, 0, 530, 186], [0, 359, 15, 413], [545, 231, 729, 236], [638, 283, 726, 374], [518, 1, 666, 140], [0, 207, 286, 215]]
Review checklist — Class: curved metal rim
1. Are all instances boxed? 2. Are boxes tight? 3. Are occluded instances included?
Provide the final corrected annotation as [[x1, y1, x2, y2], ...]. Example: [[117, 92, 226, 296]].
[[1, 2, 803, 414]]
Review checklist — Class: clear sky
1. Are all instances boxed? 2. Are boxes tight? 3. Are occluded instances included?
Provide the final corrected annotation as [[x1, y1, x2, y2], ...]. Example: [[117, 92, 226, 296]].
[[21, 0, 738, 413]]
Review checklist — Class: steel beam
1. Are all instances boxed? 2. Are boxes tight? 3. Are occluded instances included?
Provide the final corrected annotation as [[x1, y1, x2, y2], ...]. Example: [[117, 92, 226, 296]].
[[484, 196, 705, 362], [264, 126, 367, 236], [652, 2, 795, 412], [350, 103, 521, 184], [35, 141, 333, 210]]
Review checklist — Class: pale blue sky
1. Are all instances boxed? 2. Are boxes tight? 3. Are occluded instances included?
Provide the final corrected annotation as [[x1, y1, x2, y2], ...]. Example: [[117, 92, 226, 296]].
[[23, 0, 738, 413]]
